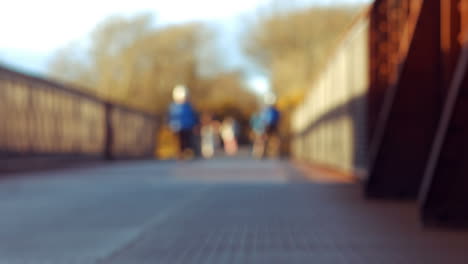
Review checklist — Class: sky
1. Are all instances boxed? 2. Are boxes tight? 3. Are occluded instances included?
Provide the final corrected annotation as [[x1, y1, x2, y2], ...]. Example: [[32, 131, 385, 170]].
[[0, 0, 370, 91]]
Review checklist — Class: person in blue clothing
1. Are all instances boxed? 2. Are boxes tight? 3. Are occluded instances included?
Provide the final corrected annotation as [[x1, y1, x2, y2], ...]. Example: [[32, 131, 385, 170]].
[[250, 112, 266, 158], [261, 93, 280, 136], [259, 92, 281, 158], [169, 85, 199, 159]]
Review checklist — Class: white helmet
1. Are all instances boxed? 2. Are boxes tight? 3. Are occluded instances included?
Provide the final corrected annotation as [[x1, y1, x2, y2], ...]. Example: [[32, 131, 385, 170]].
[[173, 84, 188, 102]]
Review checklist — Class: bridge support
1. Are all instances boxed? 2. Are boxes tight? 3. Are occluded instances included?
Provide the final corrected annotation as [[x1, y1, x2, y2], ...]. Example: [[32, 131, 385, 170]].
[[419, 0, 468, 227], [366, 0, 443, 199], [420, 42, 468, 227]]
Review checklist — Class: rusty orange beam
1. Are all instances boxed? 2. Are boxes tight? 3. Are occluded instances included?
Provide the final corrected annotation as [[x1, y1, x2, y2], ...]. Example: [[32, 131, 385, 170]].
[[365, 0, 443, 199]]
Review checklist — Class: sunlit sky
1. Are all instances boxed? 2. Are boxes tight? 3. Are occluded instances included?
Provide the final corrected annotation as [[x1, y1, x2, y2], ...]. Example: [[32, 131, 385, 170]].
[[0, 0, 370, 92]]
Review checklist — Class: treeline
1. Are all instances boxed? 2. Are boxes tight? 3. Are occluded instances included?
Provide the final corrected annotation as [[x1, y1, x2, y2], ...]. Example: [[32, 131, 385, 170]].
[[244, 4, 364, 110], [48, 14, 258, 117], [47, 3, 364, 126]]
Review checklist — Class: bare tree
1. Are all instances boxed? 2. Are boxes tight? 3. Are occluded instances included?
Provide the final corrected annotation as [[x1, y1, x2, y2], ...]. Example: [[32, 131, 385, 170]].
[[243, 4, 362, 108], [47, 13, 258, 116]]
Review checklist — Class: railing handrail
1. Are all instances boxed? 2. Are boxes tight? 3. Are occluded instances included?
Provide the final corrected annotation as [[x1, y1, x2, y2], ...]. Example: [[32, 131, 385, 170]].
[[291, 6, 371, 112], [0, 65, 158, 120]]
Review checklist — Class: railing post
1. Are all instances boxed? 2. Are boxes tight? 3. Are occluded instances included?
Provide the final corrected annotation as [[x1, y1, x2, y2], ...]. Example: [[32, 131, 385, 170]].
[[104, 103, 114, 160]]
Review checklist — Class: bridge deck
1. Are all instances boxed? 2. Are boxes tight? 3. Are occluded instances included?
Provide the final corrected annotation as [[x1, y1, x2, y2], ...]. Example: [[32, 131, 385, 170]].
[[0, 158, 467, 264]]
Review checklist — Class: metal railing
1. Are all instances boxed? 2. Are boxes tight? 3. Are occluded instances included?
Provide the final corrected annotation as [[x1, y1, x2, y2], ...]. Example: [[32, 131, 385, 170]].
[[0, 66, 158, 160], [291, 11, 370, 175], [291, 0, 468, 226], [291, 0, 425, 175]]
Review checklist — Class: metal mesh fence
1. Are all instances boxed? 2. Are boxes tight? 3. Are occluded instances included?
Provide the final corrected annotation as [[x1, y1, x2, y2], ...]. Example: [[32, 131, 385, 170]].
[[0, 66, 158, 159]]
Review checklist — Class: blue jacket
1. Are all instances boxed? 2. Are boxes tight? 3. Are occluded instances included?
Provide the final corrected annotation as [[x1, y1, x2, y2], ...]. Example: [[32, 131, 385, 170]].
[[261, 106, 280, 126], [169, 102, 198, 132]]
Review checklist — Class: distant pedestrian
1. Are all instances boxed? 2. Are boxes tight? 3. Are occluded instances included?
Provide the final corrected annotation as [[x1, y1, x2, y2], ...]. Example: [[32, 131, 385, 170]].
[[200, 113, 218, 159], [250, 112, 266, 159], [168, 85, 199, 160], [259, 93, 281, 158], [220, 116, 239, 156]]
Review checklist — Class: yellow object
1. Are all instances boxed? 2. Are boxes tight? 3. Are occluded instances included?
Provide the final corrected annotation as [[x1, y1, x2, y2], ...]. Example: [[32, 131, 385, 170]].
[[155, 126, 179, 159]]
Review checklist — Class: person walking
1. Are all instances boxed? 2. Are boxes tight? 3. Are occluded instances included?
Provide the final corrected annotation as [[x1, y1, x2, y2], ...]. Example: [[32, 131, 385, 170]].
[[260, 93, 281, 158], [200, 113, 218, 159], [168, 85, 199, 160], [250, 112, 266, 159], [220, 116, 239, 156]]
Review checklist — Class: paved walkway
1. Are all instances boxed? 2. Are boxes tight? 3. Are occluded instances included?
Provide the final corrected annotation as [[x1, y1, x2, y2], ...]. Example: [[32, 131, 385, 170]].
[[0, 158, 467, 263]]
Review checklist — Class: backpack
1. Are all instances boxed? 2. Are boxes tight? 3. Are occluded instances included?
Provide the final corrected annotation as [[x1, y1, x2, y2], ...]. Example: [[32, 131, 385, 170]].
[[263, 107, 280, 126]]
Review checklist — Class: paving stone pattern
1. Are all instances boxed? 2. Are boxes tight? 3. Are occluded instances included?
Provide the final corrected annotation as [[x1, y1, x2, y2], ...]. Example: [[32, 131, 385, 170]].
[[0, 159, 467, 263]]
